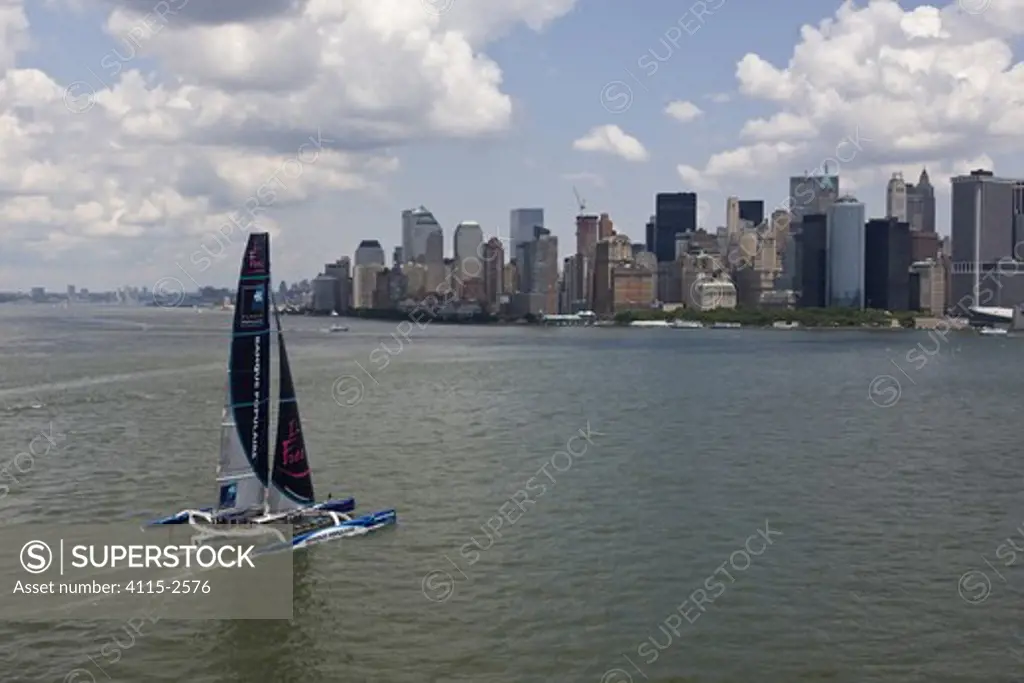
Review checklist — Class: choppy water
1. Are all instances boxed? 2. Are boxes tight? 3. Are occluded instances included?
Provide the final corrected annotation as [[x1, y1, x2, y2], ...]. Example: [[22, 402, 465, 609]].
[[1, 306, 1023, 682]]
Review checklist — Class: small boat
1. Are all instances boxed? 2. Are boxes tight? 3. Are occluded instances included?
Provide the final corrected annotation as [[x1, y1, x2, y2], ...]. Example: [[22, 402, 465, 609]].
[[979, 326, 1008, 336], [711, 322, 742, 329], [670, 319, 703, 329], [328, 324, 348, 333], [149, 233, 396, 547]]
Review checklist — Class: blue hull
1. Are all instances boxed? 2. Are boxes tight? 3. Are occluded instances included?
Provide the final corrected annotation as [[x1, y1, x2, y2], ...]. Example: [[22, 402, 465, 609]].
[[290, 509, 397, 550], [146, 497, 357, 525]]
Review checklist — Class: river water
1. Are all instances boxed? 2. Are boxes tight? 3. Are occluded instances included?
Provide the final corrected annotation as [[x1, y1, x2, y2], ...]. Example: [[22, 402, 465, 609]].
[[0, 306, 1022, 683]]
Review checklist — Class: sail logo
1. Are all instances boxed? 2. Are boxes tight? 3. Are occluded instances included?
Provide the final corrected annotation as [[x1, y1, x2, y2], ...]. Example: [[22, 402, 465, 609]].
[[247, 245, 265, 271], [280, 419, 306, 470], [238, 286, 265, 327]]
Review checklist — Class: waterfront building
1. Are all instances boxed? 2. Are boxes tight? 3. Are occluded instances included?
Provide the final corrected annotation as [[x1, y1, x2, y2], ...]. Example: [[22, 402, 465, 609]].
[[323, 257, 351, 314], [827, 196, 866, 308], [864, 217, 911, 310], [950, 169, 1024, 308]]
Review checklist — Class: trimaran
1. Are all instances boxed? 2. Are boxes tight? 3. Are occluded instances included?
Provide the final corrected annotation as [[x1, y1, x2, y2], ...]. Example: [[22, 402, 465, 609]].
[[149, 233, 396, 549]]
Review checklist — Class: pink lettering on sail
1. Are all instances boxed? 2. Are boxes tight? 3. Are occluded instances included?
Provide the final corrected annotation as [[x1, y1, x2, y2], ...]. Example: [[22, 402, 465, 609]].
[[281, 419, 307, 475], [247, 245, 264, 270]]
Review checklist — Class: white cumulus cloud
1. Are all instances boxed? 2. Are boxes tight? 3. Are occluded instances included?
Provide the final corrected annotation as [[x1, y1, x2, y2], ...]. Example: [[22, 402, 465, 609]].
[[0, 0, 581, 288], [665, 100, 703, 122], [678, 0, 1024, 210], [572, 124, 648, 162]]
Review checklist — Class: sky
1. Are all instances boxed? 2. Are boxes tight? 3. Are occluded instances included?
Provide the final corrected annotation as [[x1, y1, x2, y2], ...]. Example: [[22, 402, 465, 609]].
[[1, 0, 1023, 291]]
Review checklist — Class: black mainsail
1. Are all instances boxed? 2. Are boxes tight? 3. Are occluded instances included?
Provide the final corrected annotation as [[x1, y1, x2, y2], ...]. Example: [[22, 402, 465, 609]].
[[267, 298, 316, 511], [215, 233, 272, 510]]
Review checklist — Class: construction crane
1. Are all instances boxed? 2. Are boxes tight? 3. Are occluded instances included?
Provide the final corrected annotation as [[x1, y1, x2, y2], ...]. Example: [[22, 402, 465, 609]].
[[572, 186, 586, 215]]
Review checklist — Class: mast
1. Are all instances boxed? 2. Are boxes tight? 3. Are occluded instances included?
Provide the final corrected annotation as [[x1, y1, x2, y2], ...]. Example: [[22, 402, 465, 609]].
[[215, 233, 272, 511]]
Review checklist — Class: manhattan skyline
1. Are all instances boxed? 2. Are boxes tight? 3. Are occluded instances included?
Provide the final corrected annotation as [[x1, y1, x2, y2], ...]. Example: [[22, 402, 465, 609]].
[[3, 0, 1020, 290]]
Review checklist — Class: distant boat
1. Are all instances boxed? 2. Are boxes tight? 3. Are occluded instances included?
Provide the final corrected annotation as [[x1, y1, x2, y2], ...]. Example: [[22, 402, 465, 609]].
[[630, 319, 671, 328], [328, 324, 348, 333], [979, 326, 1008, 336], [670, 319, 703, 329], [711, 322, 742, 329]]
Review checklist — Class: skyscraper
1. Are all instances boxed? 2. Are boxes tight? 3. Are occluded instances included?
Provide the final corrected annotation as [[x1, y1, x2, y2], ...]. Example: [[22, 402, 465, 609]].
[[510, 208, 544, 257], [950, 169, 1024, 308], [481, 237, 504, 309], [905, 168, 936, 233], [576, 214, 599, 257], [886, 172, 908, 221], [354, 240, 385, 266], [453, 221, 484, 299], [789, 174, 839, 220], [864, 218, 911, 310], [324, 257, 351, 314], [726, 196, 740, 238], [827, 196, 866, 308], [403, 206, 443, 263], [797, 213, 828, 308], [654, 193, 697, 262], [424, 228, 444, 291], [738, 200, 764, 228]]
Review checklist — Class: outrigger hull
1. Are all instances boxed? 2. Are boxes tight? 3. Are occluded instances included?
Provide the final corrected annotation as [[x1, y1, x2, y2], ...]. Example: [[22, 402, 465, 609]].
[[291, 509, 397, 549]]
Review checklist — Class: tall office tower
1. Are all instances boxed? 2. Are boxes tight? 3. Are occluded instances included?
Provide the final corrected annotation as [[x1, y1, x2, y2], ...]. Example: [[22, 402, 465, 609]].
[[886, 172, 908, 221], [864, 217, 912, 310], [403, 206, 443, 263], [645, 215, 656, 253], [392, 246, 403, 267], [401, 209, 413, 263], [654, 192, 697, 262], [576, 214, 599, 257], [789, 174, 839, 220], [453, 221, 484, 297], [598, 213, 614, 240], [481, 237, 505, 308], [726, 196, 740, 238], [504, 259, 518, 294], [907, 168, 936, 233], [921, 169, 936, 233], [324, 257, 351, 314], [312, 274, 338, 313], [535, 233, 559, 313], [353, 264, 384, 309], [950, 169, 1024, 308], [563, 254, 589, 313], [826, 196, 866, 308], [517, 225, 549, 295], [354, 239, 385, 266], [738, 200, 764, 228], [510, 208, 544, 257], [797, 213, 828, 308], [592, 234, 634, 314], [424, 228, 445, 291]]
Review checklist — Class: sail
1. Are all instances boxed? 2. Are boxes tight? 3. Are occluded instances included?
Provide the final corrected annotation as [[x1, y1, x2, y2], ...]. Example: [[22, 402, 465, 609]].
[[215, 233, 272, 510], [268, 301, 316, 511]]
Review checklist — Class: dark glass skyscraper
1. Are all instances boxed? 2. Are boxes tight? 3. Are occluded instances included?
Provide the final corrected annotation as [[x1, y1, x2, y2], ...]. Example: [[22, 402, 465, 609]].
[[864, 218, 911, 310], [738, 200, 764, 227], [797, 213, 827, 307], [654, 193, 697, 262]]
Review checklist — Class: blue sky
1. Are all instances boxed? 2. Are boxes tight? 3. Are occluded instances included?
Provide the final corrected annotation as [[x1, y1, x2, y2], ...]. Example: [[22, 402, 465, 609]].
[[3, 0, 1021, 290]]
